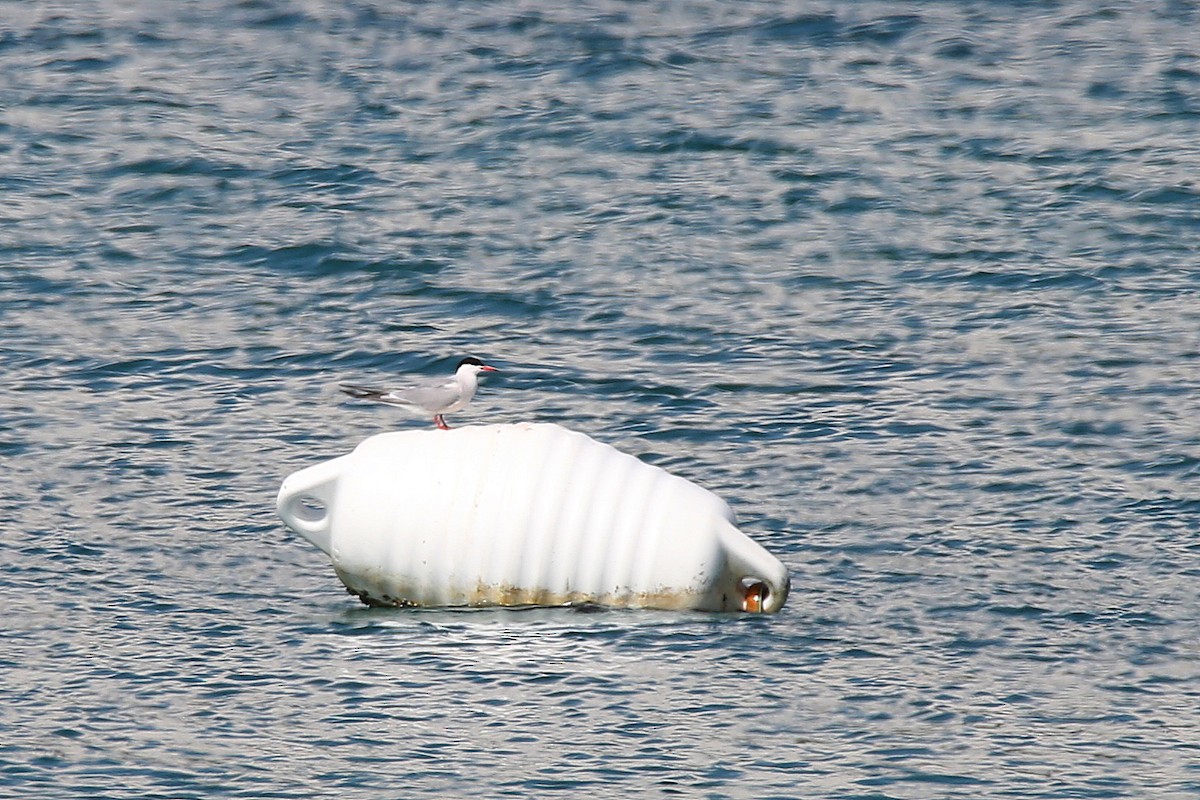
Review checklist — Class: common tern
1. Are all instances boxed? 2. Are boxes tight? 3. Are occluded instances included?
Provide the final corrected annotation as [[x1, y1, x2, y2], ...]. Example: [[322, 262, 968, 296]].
[[339, 357, 498, 430]]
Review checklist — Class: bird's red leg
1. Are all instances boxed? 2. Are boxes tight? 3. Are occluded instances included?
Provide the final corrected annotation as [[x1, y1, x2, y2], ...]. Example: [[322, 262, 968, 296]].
[[435, 415, 450, 430]]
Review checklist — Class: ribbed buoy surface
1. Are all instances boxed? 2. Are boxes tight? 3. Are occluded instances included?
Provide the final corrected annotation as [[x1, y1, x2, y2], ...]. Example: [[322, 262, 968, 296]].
[[277, 422, 789, 613]]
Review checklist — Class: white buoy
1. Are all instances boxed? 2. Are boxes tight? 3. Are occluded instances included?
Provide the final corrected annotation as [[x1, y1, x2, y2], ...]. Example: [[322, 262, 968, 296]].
[[277, 422, 790, 613]]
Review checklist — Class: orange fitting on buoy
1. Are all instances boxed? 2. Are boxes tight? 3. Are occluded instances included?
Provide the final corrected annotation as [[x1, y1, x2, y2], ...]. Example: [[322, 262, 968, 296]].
[[741, 580, 767, 613]]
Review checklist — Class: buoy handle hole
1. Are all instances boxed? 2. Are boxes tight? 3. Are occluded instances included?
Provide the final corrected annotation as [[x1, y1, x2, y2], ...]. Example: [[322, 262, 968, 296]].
[[740, 577, 769, 613], [293, 495, 328, 523]]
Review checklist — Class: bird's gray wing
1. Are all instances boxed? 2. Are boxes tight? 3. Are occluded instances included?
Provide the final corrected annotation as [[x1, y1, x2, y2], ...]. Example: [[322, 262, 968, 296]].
[[385, 377, 460, 411], [340, 383, 388, 400]]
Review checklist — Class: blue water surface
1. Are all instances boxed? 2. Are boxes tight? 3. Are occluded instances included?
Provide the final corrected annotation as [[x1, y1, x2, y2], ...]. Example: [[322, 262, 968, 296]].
[[2, 1, 1199, 798]]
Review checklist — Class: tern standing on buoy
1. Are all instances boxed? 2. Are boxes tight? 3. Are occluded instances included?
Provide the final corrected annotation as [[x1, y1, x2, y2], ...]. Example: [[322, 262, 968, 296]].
[[340, 357, 498, 430]]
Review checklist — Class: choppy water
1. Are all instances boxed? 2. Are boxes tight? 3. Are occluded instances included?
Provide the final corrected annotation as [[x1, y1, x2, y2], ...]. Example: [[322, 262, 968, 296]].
[[3, 1, 1200, 797]]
